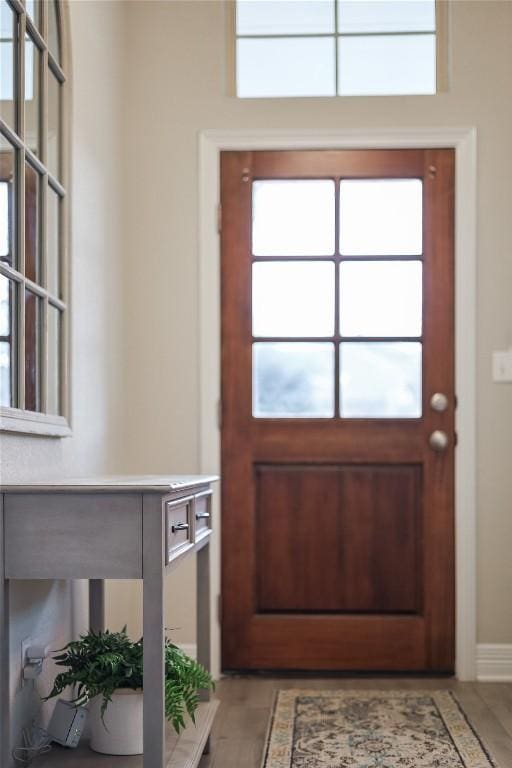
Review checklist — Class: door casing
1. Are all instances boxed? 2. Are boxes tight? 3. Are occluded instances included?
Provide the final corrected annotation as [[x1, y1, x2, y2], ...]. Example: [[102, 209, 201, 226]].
[[198, 127, 477, 681]]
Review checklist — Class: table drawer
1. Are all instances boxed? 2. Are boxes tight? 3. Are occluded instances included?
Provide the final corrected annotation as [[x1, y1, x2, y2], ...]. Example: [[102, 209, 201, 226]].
[[166, 496, 194, 563], [194, 490, 212, 541]]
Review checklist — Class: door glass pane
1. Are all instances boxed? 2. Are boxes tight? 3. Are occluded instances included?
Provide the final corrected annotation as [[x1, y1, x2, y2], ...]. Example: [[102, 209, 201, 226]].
[[253, 180, 335, 256], [48, 0, 61, 63], [253, 261, 335, 337], [338, 0, 436, 33], [25, 288, 41, 412], [338, 34, 436, 96], [0, 0, 16, 130], [237, 0, 334, 35], [340, 261, 422, 337], [25, 161, 41, 283], [237, 37, 336, 98], [340, 341, 422, 417], [340, 179, 423, 255], [0, 134, 16, 267], [48, 69, 61, 180], [25, 33, 41, 156], [47, 303, 61, 415], [47, 184, 60, 296], [253, 342, 334, 417]]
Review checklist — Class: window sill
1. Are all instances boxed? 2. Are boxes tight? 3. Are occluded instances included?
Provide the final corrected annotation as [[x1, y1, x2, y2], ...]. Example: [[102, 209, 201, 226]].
[[0, 407, 72, 438]]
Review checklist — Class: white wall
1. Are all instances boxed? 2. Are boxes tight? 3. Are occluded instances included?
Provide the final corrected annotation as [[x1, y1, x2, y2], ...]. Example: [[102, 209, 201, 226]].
[[0, 0, 128, 753], [110, 0, 512, 650]]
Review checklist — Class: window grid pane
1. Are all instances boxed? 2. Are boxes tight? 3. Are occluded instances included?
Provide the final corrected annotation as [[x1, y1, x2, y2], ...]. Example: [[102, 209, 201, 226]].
[[253, 180, 336, 257], [48, 66, 62, 180], [340, 341, 423, 418], [24, 288, 42, 412], [338, 0, 436, 34], [339, 179, 423, 256], [340, 261, 423, 338], [237, 36, 336, 98], [253, 342, 335, 418], [25, 0, 42, 33], [0, 134, 17, 269], [25, 31, 42, 156], [0, 0, 17, 130], [237, 0, 335, 36], [0, 276, 17, 407], [25, 161, 42, 284], [47, 183, 61, 298], [47, 303, 61, 415], [48, 0, 61, 64], [338, 33, 436, 96], [253, 261, 335, 338]]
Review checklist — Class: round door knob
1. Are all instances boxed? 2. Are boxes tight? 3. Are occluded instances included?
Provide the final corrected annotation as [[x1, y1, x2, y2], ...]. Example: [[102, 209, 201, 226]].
[[429, 430, 449, 452], [430, 392, 449, 412]]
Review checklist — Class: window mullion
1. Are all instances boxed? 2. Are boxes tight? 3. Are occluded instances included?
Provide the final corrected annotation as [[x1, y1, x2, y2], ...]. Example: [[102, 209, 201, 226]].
[[17, 8, 26, 410], [40, 295, 48, 412], [40, 5, 49, 414], [334, 179, 340, 418], [334, 0, 339, 96], [60, 11, 69, 424], [60, 188, 68, 421]]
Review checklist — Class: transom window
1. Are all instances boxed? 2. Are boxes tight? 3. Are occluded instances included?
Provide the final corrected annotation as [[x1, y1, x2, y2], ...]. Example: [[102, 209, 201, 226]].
[[0, 0, 69, 436], [235, 0, 439, 98]]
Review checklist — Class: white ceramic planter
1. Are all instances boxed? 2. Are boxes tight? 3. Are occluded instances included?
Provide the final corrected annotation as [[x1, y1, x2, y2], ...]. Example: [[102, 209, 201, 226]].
[[89, 689, 143, 755]]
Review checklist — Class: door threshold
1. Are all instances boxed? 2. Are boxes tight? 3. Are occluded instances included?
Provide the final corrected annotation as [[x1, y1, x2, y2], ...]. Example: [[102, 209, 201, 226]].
[[222, 669, 455, 678]]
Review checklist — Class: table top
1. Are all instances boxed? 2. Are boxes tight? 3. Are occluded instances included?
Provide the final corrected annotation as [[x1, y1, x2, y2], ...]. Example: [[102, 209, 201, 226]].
[[0, 474, 219, 493]]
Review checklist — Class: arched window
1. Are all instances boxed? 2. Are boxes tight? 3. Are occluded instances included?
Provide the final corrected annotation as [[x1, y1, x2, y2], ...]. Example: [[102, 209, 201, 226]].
[[0, 0, 70, 435]]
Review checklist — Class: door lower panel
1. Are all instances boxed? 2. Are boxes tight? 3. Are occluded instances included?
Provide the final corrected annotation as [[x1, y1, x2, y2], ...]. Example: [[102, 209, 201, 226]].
[[256, 464, 422, 614]]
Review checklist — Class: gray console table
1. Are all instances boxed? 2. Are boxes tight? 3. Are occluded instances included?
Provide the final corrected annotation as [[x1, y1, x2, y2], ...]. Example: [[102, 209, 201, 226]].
[[0, 475, 218, 768]]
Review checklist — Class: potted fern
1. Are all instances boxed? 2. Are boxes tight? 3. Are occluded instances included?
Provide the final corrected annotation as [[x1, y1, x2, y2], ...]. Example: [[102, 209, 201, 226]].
[[45, 627, 213, 755]]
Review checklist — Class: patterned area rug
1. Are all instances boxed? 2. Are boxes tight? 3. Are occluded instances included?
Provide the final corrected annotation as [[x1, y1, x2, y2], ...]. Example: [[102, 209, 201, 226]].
[[262, 690, 499, 767]]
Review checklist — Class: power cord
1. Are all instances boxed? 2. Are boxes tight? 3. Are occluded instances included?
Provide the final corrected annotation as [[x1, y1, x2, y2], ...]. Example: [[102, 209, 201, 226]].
[[12, 724, 52, 766]]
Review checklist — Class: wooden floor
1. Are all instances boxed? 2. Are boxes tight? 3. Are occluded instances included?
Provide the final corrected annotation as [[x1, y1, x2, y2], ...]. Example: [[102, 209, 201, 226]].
[[199, 676, 512, 767]]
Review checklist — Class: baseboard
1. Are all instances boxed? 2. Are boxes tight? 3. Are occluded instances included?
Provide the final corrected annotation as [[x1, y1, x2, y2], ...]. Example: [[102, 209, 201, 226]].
[[177, 643, 197, 660], [179, 643, 509, 680], [476, 644, 512, 682]]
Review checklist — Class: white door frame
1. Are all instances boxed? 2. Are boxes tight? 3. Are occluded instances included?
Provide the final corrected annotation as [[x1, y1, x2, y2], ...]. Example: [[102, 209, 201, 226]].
[[198, 127, 477, 681]]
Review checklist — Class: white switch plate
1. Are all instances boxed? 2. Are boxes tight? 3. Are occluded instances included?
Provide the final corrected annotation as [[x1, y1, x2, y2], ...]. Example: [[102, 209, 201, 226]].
[[493, 349, 512, 382]]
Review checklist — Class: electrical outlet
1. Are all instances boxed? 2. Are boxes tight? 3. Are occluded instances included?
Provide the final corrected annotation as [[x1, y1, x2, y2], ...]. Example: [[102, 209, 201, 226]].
[[493, 349, 512, 382], [20, 636, 32, 689]]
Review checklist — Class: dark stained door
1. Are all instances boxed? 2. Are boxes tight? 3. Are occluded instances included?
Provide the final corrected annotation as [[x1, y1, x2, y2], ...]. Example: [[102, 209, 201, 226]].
[[221, 149, 455, 671]]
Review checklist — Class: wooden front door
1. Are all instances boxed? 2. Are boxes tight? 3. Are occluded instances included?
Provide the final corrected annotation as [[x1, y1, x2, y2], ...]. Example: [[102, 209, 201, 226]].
[[220, 149, 455, 672]]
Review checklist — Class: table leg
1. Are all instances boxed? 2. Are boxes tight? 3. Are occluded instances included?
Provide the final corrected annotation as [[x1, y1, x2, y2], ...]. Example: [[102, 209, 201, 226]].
[[89, 579, 105, 632], [0, 495, 11, 767], [196, 543, 211, 702], [143, 494, 166, 768]]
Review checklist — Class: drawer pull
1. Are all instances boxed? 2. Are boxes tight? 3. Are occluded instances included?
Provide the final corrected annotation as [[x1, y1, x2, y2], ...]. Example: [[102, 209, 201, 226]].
[[196, 512, 210, 520], [171, 522, 189, 533]]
